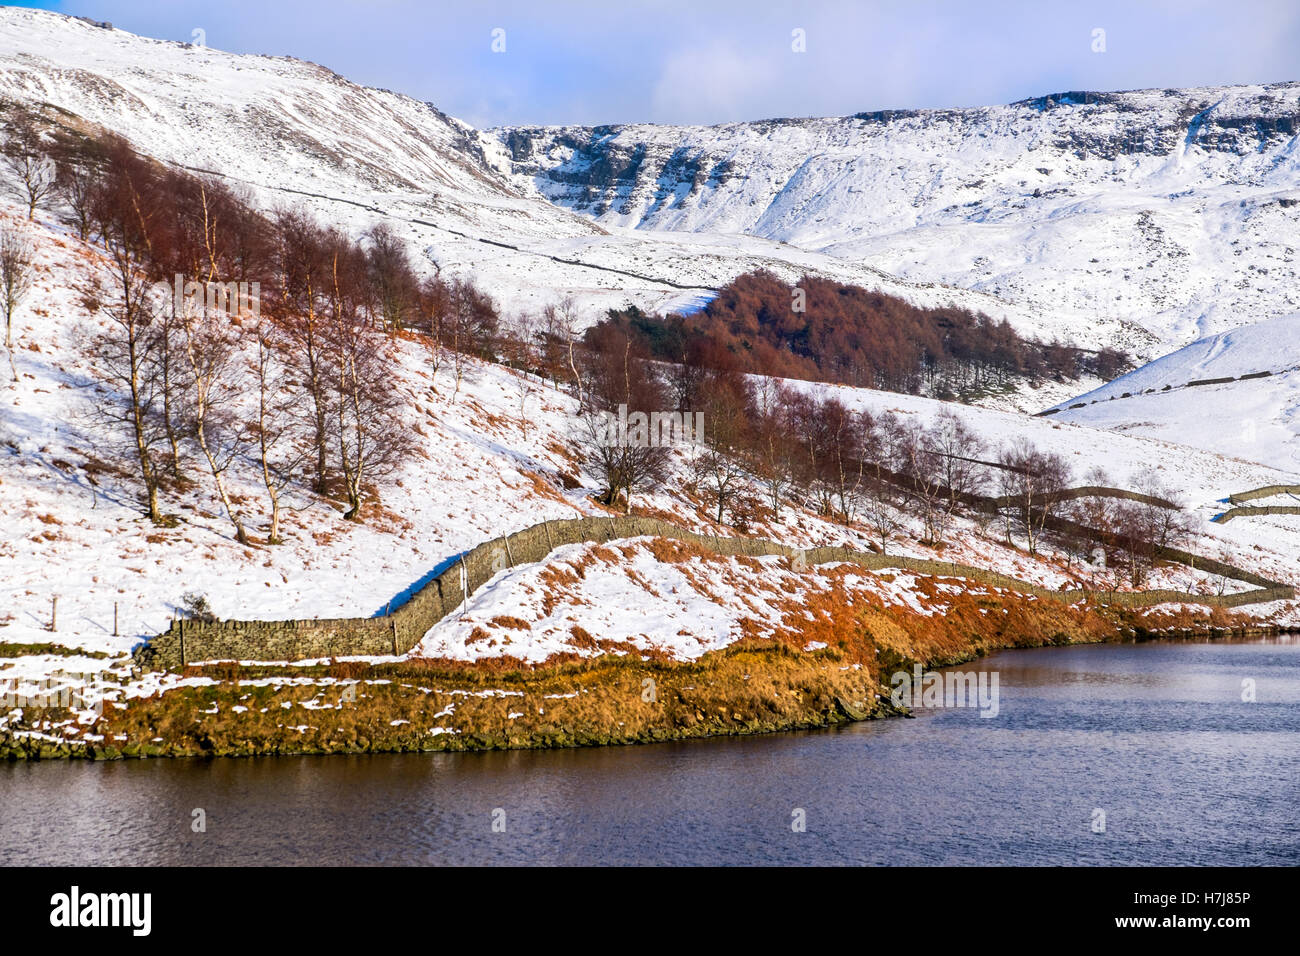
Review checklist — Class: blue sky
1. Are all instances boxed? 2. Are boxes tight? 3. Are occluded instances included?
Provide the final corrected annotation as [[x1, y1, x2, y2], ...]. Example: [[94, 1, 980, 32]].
[[14, 1, 1300, 127]]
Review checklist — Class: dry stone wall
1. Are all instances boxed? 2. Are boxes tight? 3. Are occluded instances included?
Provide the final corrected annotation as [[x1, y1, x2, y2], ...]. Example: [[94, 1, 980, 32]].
[[135, 515, 1293, 670]]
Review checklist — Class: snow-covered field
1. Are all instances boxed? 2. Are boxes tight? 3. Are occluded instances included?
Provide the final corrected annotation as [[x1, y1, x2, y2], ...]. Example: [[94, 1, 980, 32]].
[[418, 537, 1047, 664], [1052, 314, 1300, 473], [786, 377, 1300, 599], [0, 202, 596, 659], [2, 190, 1298, 675]]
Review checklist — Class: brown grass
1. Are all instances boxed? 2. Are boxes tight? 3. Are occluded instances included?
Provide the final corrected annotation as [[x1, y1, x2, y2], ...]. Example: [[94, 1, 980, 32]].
[[77, 641, 882, 757], [487, 616, 532, 630]]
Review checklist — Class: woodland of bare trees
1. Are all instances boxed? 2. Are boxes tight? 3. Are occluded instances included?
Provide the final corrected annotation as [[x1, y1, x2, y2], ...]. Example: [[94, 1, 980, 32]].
[[1, 118, 507, 538], [562, 315, 1190, 575]]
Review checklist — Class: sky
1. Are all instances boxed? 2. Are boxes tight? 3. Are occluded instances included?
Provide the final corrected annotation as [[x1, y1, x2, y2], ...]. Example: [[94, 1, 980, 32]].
[[13, 0, 1300, 128]]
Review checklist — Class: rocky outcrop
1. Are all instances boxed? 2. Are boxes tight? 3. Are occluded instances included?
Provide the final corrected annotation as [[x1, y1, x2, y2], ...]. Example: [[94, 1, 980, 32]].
[[497, 84, 1300, 231]]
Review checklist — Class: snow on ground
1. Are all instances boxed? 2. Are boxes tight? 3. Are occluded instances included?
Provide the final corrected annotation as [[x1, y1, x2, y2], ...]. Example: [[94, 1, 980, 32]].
[[2, 193, 1296, 681], [1060, 313, 1300, 394], [0, 202, 593, 659], [0, 6, 1147, 375], [785, 376, 1300, 598], [3, 190, 1296, 689], [3, 10, 1299, 697], [418, 537, 993, 664], [1051, 313, 1300, 472]]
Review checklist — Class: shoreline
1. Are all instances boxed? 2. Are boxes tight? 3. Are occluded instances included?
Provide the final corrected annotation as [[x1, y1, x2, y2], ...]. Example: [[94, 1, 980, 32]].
[[1, 615, 1281, 762]]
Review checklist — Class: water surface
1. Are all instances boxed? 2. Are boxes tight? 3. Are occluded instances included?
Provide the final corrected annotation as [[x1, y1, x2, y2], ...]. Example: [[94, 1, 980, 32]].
[[2, 637, 1296, 865]]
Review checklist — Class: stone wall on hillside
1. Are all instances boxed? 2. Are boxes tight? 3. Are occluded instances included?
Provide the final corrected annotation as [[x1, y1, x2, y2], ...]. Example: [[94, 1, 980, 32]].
[[135, 514, 1294, 671]]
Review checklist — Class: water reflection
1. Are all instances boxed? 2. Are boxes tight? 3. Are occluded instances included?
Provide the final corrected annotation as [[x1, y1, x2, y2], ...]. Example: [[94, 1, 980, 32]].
[[2, 637, 1297, 865]]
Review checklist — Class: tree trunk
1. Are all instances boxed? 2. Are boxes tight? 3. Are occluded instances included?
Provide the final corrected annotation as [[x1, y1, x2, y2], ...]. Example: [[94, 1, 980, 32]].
[[196, 425, 248, 544], [268, 491, 282, 544]]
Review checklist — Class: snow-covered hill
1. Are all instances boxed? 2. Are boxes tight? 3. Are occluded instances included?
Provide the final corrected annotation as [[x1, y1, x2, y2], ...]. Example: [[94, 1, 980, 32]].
[[0, 6, 1111, 368], [497, 86, 1300, 351], [1052, 313, 1300, 471], [3, 7, 1300, 677], [3, 191, 1295, 663]]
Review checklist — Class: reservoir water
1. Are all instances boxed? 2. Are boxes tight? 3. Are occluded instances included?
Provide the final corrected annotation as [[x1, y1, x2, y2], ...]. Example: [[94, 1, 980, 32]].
[[2, 636, 1297, 865]]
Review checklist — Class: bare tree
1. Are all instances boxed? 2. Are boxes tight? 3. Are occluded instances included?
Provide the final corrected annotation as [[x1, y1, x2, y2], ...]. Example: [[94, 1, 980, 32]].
[[929, 409, 986, 536], [89, 138, 166, 523], [446, 278, 497, 403], [539, 296, 584, 392], [1133, 469, 1193, 551], [899, 419, 946, 543], [1112, 499, 1157, 587], [501, 312, 540, 436], [49, 131, 103, 242], [690, 373, 750, 525], [572, 328, 671, 513], [273, 209, 333, 492], [1073, 466, 1117, 530], [1064, 467, 1117, 575], [252, 320, 309, 543], [1104, 469, 1195, 585], [750, 377, 796, 520], [365, 222, 417, 332], [858, 409, 905, 552], [573, 403, 673, 514], [997, 438, 1071, 555], [0, 225, 33, 359], [2, 110, 55, 220], [331, 314, 413, 521], [150, 283, 191, 479], [822, 400, 865, 524], [178, 296, 252, 544], [420, 274, 451, 382]]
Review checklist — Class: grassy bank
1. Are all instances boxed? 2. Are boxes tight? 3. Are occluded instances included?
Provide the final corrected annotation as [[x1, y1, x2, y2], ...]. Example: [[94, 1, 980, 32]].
[[0, 590, 1263, 760]]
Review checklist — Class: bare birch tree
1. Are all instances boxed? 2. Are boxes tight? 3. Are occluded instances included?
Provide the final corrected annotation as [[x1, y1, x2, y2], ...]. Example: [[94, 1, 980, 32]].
[[0, 225, 33, 359], [2, 110, 55, 220], [252, 321, 308, 544]]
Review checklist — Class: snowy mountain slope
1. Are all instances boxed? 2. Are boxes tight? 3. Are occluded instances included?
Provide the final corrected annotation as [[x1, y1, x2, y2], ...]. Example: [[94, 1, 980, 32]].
[[0, 201, 1053, 661], [2, 184, 1297, 732], [496, 85, 1300, 350], [1, 188, 1290, 649], [786, 377, 1300, 616], [3, 8, 1299, 683], [0, 199, 615, 658], [1059, 313, 1300, 392], [1050, 314, 1300, 471], [0, 7, 1109, 366]]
